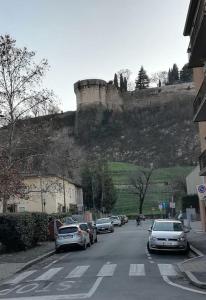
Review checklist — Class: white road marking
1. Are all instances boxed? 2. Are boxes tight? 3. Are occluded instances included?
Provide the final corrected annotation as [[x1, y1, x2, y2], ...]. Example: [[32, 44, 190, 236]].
[[129, 264, 145, 276], [158, 264, 177, 276], [66, 266, 90, 278], [43, 260, 58, 269], [6, 270, 37, 284], [163, 275, 206, 295], [97, 264, 117, 277], [0, 277, 104, 300], [34, 268, 63, 281]]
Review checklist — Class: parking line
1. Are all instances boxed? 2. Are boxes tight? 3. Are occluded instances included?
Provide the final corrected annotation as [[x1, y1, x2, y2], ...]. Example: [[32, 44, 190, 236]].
[[129, 264, 145, 276], [66, 266, 90, 278], [6, 270, 37, 284], [34, 268, 63, 281], [97, 264, 117, 277]]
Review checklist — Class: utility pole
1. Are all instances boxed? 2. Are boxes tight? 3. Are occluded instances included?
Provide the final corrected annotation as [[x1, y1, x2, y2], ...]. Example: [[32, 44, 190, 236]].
[[63, 175, 66, 212]]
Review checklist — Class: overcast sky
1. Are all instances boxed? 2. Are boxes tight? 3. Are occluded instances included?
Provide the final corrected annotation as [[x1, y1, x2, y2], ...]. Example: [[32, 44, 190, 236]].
[[0, 0, 190, 111]]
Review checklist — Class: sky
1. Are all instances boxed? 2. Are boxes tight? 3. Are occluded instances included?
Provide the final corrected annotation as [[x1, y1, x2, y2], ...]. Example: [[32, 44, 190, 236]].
[[0, 0, 190, 111]]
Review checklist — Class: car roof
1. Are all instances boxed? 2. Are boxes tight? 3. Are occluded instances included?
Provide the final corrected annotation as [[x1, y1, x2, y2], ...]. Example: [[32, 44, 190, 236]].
[[154, 219, 181, 223]]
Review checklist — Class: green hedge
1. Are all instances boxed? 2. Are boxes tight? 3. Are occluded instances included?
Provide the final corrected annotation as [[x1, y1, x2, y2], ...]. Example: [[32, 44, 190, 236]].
[[0, 212, 74, 251]]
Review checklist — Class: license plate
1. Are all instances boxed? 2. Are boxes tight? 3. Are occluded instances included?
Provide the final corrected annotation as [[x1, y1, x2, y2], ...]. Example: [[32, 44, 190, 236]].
[[64, 234, 73, 239]]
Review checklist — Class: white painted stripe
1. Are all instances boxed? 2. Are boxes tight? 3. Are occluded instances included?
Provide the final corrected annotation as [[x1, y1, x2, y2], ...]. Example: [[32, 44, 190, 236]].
[[34, 268, 63, 281], [6, 270, 37, 284], [158, 264, 177, 276], [129, 264, 145, 276], [97, 264, 117, 277], [43, 260, 58, 269], [66, 266, 90, 278]]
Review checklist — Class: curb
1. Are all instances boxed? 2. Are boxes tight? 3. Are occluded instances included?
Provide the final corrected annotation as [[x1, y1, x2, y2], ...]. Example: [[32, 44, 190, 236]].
[[16, 250, 55, 273], [177, 244, 206, 289]]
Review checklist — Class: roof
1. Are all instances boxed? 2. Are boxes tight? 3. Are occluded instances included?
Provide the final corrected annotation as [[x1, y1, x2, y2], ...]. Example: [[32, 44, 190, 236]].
[[22, 173, 82, 188], [184, 0, 199, 36]]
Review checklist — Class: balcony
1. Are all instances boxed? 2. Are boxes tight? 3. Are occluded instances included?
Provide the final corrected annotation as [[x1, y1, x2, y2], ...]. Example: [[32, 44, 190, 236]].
[[199, 149, 206, 175], [193, 76, 206, 121], [187, 0, 206, 67]]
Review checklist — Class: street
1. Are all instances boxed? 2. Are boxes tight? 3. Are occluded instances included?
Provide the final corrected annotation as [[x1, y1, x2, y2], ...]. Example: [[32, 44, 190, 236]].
[[0, 220, 205, 300]]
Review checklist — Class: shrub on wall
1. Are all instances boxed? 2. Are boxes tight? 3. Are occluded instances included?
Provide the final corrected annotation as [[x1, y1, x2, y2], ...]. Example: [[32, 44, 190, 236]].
[[32, 212, 49, 243], [0, 213, 35, 251]]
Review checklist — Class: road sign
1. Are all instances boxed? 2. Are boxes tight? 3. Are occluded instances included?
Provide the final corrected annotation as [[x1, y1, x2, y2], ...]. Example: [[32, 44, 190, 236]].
[[169, 202, 175, 209], [158, 204, 163, 210], [196, 184, 206, 201]]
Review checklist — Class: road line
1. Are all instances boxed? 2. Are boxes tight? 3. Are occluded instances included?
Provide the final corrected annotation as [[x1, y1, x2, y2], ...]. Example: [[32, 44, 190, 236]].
[[6, 270, 37, 284], [34, 267, 63, 281], [158, 264, 177, 276], [66, 266, 90, 278], [43, 260, 58, 269], [129, 264, 145, 276], [163, 275, 206, 295], [97, 264, 117, 277]]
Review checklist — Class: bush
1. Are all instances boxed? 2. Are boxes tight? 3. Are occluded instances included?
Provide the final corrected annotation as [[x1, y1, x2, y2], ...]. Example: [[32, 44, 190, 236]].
[[0, 213, 35, 251], [32, 212, 49, 243]]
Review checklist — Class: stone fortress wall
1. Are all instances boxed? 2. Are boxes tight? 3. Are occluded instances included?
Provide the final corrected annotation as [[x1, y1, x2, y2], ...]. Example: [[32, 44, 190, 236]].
[[74, 79, 196, 111]]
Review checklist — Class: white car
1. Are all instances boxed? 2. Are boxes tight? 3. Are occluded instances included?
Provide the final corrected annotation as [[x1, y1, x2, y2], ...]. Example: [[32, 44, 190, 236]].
[[110, 216, 122, 226], [147, 219, 190, 253], [55, 223, 91, 252]]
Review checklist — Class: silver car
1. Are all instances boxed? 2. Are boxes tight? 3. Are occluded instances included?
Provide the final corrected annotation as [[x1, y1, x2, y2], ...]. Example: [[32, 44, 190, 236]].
[[55, 223, 91, 252], [96, 218, 114, 233], [147, 219, 190, 253]]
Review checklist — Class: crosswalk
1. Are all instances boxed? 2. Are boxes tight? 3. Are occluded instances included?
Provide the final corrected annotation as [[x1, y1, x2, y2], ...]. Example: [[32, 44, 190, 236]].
[[5, 263, 179, 285]]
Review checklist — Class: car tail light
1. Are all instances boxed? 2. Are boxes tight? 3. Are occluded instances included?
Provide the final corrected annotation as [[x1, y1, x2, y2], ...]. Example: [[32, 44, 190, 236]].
[[77, 230, 83, 237]]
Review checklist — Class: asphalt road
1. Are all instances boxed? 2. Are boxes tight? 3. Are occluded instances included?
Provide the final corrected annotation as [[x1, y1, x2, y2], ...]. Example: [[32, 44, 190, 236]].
[[0, 220, 206, 300]]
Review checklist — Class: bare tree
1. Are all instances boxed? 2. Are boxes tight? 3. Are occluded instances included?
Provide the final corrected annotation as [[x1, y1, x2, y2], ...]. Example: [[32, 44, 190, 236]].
[[129, 169, 153, 214], [150, 71, 168, 87], [0, 34, 57, 211]]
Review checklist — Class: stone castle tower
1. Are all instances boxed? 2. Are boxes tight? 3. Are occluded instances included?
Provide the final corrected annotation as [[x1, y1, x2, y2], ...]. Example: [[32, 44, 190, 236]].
[[74, 79, 123, 110]]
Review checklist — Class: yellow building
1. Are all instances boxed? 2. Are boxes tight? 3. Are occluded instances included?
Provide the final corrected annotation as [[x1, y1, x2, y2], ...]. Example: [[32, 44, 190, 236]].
[[184, 0, 206, 231], [0, 175, 83, 214]]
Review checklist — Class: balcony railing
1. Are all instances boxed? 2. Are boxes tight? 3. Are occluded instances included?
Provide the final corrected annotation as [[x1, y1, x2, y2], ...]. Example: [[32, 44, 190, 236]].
[[193, 76, 206, 121], [199, 149, 206, 175], [188, 0, 206, 67]]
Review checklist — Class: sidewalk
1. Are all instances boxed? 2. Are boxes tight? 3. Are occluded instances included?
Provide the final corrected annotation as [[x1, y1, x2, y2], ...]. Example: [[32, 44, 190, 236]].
[[0, 241, 55, 282], [178, 221, 206, 289]]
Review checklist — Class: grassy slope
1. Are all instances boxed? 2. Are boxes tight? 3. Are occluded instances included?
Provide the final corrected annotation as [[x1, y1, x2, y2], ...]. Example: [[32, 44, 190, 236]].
[[108, 162, 193, 215]]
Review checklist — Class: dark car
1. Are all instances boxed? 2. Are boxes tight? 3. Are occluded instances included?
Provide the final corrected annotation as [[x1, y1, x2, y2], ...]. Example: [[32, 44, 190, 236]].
[[87, 221, 98, 244]]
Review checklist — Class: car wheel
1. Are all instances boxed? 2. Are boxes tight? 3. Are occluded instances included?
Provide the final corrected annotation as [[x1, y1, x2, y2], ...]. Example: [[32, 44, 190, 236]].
[[147, 242, 154, 254], [55, 248, 60, 254], [184, 242, 190, 254], [81, 241, 87, 250]]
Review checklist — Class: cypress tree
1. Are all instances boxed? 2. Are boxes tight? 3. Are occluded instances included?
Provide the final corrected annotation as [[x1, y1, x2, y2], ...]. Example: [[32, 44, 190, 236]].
[[120, 73, 124, 91], [114, 73, 118, 88], [123, 77, 127, 91], [180, 64, 193, 82]]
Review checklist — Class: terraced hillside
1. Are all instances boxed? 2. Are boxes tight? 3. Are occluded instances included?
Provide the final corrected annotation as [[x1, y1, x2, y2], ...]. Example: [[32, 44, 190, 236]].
[[108, 162, 193, 216]]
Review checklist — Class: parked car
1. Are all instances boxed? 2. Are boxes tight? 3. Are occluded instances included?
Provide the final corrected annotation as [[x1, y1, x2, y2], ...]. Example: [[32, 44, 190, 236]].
[[96, 218, 114, 233], [63, 216, 77, 225], [123, 215, 128, 223], [118, 215, 126, 225], [55, 223, 91, 252], [110, 216, 122, 226], [147, 219, 190, 253], [87, 221, 98, 244]]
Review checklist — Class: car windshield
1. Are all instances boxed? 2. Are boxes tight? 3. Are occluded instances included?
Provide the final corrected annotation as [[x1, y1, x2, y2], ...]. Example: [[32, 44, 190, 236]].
[[153, 222, 183, 232], [58, 227, 78, 234], [96, 218, 110, 224], [111, 216, 118, 220]]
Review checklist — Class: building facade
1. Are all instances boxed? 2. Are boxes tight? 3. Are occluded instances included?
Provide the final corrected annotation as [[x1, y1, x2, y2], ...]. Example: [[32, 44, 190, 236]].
[[0, 175, 83, 214], [184, 0, 206, 230]]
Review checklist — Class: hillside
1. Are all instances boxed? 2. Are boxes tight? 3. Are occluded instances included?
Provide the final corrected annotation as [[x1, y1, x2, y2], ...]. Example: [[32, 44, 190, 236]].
[[109, 162, 193, 215], [0, 83, 200, 182]]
